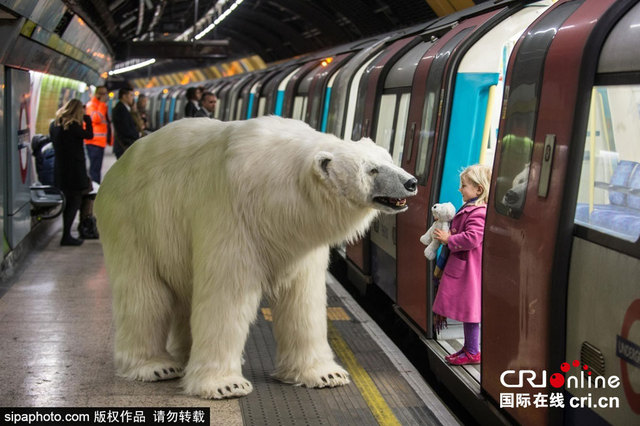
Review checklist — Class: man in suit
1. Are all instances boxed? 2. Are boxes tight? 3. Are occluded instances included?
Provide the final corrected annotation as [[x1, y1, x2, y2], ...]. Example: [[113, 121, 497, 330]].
[[112, 87, 139, 159], [194, 92, 217, 118]]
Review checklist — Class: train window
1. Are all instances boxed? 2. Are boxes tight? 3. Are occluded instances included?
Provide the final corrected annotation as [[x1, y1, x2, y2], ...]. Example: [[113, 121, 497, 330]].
[[373, 92, 410, 166], [375, 94, 396, 153], [235, 99, 244, 120], [574, 85, 640, 243], [292, 96, 307, 121], [257, 97, 266, 117], [415, 92, 435, 183], [394, 93, 410, 166]]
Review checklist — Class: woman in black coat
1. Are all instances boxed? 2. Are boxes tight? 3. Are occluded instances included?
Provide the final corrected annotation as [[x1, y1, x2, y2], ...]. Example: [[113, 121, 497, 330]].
[[49, 98, 93, 246]]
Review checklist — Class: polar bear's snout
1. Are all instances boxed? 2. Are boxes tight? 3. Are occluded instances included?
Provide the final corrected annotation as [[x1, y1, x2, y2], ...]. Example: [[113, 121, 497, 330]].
[[371, 165, 418, 213]]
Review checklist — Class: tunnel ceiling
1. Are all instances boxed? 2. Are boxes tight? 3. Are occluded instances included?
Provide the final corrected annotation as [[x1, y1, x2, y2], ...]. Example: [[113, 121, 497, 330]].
[[64, 0, 486, 79]]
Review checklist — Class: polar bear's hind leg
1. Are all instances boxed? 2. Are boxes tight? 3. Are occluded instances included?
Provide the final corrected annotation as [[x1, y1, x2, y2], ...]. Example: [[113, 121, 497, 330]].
[[110, 255, 184, 382]]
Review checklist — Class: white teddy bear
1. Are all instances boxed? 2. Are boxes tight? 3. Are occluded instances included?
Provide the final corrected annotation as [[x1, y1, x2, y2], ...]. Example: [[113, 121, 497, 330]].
[[419, 202, 456, 260]]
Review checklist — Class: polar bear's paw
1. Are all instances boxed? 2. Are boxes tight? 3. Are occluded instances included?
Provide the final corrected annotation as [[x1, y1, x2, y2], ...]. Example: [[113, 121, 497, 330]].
[[183, 375, 253, 400], [276, 363, 350, 388], [120, 359, 185, 382]]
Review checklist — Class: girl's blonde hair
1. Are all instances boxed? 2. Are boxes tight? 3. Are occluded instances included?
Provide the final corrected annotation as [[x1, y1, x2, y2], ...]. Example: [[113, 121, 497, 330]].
[[461, 164, 492, 205], [54, 98, 84, 130]]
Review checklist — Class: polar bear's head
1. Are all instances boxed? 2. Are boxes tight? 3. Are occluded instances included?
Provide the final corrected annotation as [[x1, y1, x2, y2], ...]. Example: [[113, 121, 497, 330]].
[[312, 137, 417, 214], [502, 163, 530, 209], [431, 202, 455, 222]]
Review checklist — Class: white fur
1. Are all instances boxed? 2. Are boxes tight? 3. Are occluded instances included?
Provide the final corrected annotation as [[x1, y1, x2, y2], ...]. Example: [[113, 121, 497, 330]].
[[501, 163, 530, 209], [95, 116, 416, 399], [419, 202, 456, 260]]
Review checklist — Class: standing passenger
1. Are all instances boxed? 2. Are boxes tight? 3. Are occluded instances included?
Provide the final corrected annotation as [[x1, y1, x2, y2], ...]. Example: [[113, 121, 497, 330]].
[[136, 94, 150, 132], [184, 87, 202, 117], [49, 99, 93, 246], [84, 86, 111, 183], [432, 164, 491, 365], [112, 87, 139, 159], [194, 92, 217, 118]]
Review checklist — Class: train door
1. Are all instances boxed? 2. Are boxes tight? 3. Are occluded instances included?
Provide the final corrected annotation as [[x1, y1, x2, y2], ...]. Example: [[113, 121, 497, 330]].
[[145, 88, 160, 130], [306, 53, 352, 131], [339, 52, 383, 141], [291, 72, 313, 122], [325, 38, 389, 138], [165, 87, 180, 124], [167, 87, 180, 123], [396, 8, 505, 334], [243, 71, 269, 119], [429, 0, 555, 378], [345, 35, 421, 289], [482, 1, 635, 424], [246, 69, 281, 118], [158, 89, 169, 127], [270, 65, 301, 116], [4, 67, 32, 249], [227, 75, 252, 121], [281, 61, 319, 118], [369, 41, 435, 301], [217, 80, 235, 121]]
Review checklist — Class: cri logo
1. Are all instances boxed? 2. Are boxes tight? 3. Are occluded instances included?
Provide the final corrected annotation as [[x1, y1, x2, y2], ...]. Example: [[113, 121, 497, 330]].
[[500, 359, 593, 389]]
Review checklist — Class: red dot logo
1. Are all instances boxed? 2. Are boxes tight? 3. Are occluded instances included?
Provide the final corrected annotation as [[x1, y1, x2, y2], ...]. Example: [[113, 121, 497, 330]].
[[583, 364, 589, 370], [560, 362, 570, 373], [572, 359, 580, 367], [550, 373, 565, 388]]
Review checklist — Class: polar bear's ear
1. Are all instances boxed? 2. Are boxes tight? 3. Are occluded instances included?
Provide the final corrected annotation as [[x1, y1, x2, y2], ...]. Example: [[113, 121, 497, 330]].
[[313, 151, 334, 179]]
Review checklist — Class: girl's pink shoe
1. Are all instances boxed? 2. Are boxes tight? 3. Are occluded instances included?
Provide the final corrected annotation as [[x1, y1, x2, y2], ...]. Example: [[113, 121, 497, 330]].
[[449, 350, 481, 365], [445, 348, 465, 362]]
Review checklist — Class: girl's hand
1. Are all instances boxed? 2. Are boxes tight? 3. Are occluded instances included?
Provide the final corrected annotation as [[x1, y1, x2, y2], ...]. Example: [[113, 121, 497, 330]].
[[433, 228, 450, 245]]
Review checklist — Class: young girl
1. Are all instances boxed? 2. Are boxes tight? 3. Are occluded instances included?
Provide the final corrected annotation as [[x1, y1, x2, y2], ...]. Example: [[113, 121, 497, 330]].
[[432, 164, 491, 365]]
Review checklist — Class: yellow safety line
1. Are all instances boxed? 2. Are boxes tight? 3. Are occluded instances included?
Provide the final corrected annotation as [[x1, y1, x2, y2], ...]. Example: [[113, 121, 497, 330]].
[[328, 321, 401, 426], [261, 307, 351, 321]]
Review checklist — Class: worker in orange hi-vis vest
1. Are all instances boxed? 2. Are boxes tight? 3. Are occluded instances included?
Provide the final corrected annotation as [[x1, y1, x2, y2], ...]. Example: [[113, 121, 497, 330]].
[[84, 86, 111, 184], [77, 85, 111, 240]]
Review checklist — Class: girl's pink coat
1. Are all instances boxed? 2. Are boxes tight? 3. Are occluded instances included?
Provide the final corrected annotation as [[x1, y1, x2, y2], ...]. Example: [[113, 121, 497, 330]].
[[432, 204, 486, 323]]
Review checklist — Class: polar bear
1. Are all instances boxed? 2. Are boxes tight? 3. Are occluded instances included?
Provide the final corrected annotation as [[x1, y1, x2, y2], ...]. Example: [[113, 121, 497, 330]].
[[95, 115, 417, 399], [419, 202, 456, 260]]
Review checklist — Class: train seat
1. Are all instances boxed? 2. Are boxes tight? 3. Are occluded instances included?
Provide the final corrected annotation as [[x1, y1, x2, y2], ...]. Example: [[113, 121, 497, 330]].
[[575, 160, 640, 241]]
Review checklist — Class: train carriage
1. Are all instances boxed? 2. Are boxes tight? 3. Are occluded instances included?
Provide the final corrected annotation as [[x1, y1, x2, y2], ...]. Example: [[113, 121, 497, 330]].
[[135, 0, 640, 422], [484, 0, 640, 424]]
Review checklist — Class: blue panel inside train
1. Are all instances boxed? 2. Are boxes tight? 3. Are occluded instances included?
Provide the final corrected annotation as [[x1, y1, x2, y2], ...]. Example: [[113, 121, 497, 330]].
[[159, 97, 167, 126], [275, 91, 285, 116], [247, 93, 255, 119], [168, 97, 176, 122], [321, 87, 332, 133], [439, 72, 499, 208]]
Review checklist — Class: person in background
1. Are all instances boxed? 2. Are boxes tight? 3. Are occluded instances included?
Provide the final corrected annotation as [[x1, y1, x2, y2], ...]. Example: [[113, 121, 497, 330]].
[[84, 86, 111, 183], [49, 99, 93, 246], [131, 98, 145, 135], [194, 92, 217, 118], [137, 94, 149, 132], [112, 87, 139, 159], [432, 164, 491, 365], [184, 87, 202, 117]]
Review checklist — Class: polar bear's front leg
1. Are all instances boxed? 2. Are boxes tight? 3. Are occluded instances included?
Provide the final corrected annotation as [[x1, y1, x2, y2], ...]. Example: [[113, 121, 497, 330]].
[[182, 265, 262, 400], [270, 247, 350, 389]]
